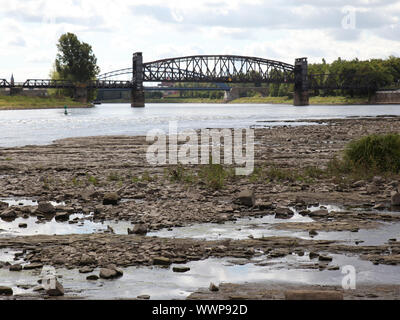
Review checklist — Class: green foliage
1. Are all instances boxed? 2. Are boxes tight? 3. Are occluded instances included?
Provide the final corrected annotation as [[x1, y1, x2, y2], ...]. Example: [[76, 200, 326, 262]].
[[87, 175, 99, 186], [309, 56, 400, 97], [343, 134, 400, 173], [55, 33, 100, 82], [198, 163, 231, 190]]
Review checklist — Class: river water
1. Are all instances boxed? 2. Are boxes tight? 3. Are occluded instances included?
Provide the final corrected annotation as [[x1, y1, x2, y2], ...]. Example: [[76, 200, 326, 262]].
[[1, 103, 400, 147], [1, 103, 400, 299]]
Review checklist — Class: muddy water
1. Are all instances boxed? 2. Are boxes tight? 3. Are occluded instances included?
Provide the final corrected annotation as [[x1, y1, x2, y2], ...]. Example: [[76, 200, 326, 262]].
[[1, 252, 399, 300], [1, 202, 400, 299]]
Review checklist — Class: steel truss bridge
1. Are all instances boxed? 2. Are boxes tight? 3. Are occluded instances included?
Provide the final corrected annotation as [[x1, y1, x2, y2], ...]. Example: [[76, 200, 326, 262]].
[[0, 53, 381, 106]]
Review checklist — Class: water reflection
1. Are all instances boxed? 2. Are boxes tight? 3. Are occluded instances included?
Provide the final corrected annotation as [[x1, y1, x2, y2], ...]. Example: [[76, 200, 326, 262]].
[[1, 103, 400, 147]]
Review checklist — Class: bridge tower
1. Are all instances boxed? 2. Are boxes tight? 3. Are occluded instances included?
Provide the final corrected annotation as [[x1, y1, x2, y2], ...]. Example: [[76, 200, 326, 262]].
[[131, 52, 145, 108], [294, 57, 309, 106]]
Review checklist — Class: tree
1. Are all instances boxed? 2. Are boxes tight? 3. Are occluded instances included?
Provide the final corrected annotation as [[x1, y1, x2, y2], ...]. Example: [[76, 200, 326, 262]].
[[55, 33, 100, 83]]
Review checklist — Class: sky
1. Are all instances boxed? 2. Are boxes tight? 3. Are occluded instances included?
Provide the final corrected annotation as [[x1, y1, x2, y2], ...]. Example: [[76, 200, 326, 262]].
[[0, 0, 399, 81]]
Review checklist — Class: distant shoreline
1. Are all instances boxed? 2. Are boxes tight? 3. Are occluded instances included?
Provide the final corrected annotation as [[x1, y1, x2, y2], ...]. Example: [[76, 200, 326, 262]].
[[0, 95, 373, 110], [0, 104, 94, 111]]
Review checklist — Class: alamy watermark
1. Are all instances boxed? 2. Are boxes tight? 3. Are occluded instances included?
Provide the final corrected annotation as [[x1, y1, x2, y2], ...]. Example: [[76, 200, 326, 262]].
[[146, 122, 255, 175], [341, 265, 357, 290], [342, 6, 357, 30], [40, 265, 57, 290]]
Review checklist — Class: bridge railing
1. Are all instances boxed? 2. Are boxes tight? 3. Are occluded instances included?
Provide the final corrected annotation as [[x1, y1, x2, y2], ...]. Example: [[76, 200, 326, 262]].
[[0, 79, 10, 88], [23, 79, 75, 89]]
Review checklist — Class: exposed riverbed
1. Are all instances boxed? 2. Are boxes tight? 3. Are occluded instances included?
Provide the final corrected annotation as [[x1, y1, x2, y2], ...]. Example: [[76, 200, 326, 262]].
[[1, 105, 400, 300]]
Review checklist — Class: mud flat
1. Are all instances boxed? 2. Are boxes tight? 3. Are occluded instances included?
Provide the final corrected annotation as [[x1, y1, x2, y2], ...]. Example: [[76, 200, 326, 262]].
[[1, 117, 400, 299]]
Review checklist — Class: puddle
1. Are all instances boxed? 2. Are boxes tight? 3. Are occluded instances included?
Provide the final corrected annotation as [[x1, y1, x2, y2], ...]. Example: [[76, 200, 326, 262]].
[[0, 198, 65, 207], [1, 253, 399, 300], [0, 214, 134, 237], [1, 203, 398, 247], [148, 212, 314, 240], [148, 204, 400, 246]]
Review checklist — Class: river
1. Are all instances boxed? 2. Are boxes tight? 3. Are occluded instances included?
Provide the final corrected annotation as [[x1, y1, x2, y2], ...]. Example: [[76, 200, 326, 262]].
[[1, 103, 400, 147]]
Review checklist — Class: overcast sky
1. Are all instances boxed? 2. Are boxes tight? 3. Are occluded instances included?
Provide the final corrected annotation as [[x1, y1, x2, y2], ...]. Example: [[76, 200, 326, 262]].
[[1, 0, 399, 81]]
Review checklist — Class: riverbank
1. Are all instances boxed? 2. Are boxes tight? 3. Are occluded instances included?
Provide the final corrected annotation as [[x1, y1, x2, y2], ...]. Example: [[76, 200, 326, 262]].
[[0, 96, 93, 110], [145, 95, 370, 105], [0, 95, 371, 110], [1, 117, 400, 299]]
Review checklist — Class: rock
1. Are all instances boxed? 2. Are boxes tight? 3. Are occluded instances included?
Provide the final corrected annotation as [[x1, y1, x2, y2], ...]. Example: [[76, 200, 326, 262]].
[[237, 190, 255, 207], [209, 283, 219, 292], [373, 176, 383, 185], [373, 203, 387, 210], [33, 285, 45, 292], [0, 286, 13, 296], [106, 264, 124, 277], [18, 223, 28, 228], [391, 192, 400, 206], [275, 207, 294, 219], [137, 295, 151, 300], [352, 180, 365, 188], [36, 201, 56, 215], [79, 254, 97, 266], [285, 290, 343, 300], [86, 275, 99, 281], [319, 255, 333, 262], [0, 201, 9, 210], [128, 224, 148, 235], [172, 267, 190, 273], [309, 252, 319, 260], [79, 266, 94, 274], [23, 263, 43, 270], [103, 193, 120, 205], [309, 210, 329, 218], [9, 264, 22, 272], [55, 212, 70, 221], [257, 202, 273, 210], [366, 184, 379, 194], [153, 257, 172, 266], [309, 229, 318, 237], [46, 279, 64, 297], [99, 268, 118, 279], [0, 208, 17, 219]]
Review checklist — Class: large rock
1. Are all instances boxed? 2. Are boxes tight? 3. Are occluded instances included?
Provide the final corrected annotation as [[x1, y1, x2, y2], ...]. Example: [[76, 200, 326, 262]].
[[9, 264, 22, 272], [46, 279, 64, 297], [99, 268, 118, 279], [284, 290, 343, 300], [237, 190, 255, 207], [103, 193, 120, 205], [0, 286, 13, 296], [128, 224, 148, 236], [172, 266, 190, 273], [0, 208, 17, 219], [79, 254, 97, 266], [275, 207, 294, 219], [55, 212, 70, 221], [153, 257, 172, 266], [36, 201, 56, 215], [0, 201, 8, 210], [391, 192, 400, 206]]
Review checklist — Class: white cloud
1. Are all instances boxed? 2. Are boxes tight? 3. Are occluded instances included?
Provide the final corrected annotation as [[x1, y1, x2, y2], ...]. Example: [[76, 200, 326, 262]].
[[0, 0, 399, 81]]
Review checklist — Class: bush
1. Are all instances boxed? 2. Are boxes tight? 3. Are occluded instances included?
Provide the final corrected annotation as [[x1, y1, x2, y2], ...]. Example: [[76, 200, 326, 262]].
[[343, 133, 400, 173]]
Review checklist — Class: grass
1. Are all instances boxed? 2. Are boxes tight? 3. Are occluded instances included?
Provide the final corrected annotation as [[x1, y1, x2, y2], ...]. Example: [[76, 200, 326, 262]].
[[327, 134, 400, 180], [144, 95, 369, 105], [146, 97, 225, 104], [0, 95, 91, 110], [164, 163, 234, 190]]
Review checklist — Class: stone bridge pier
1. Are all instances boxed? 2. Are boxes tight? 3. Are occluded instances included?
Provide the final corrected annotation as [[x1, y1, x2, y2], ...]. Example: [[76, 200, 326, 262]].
[[131, 52, 145, 108], [294, 57, 309, 106]]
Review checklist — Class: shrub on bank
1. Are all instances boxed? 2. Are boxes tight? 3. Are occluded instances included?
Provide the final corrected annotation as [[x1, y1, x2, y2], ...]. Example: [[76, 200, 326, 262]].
[[343, 133, 400, 173]]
